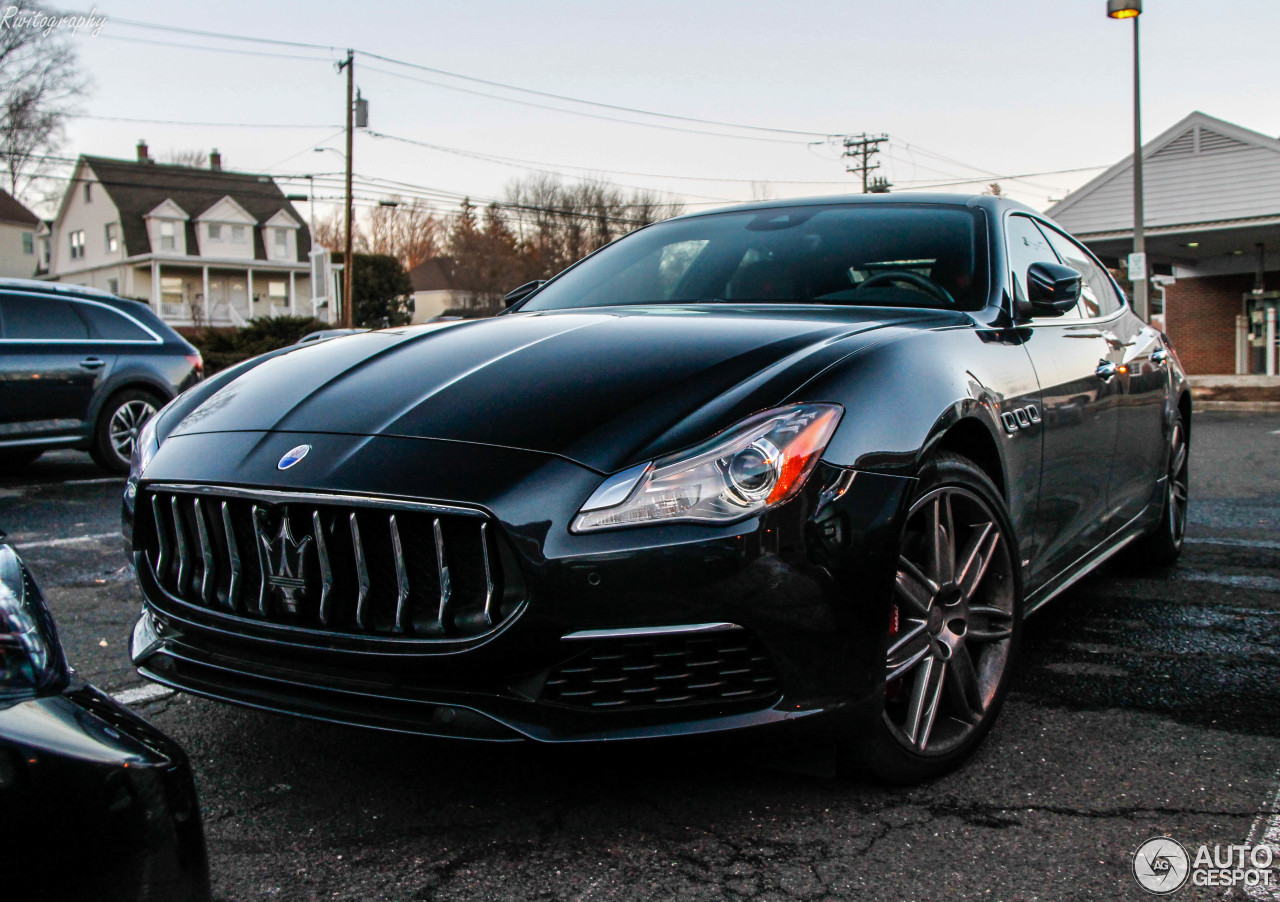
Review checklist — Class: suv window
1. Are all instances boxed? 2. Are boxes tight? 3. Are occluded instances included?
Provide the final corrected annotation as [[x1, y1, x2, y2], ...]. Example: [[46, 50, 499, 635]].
[[1038, 225, 1122, 318], [0, 294, 90, 340], [1005, 215, 1060, 306], [75, 301, 153, 341]]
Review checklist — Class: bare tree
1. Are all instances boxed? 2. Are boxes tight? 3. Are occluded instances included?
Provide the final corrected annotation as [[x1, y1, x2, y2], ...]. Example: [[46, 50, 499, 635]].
[[364, 196, 442, 271], [0, 2, 87, 204], [312, 205, 362, 253], [501, 174, 682, 281], [161, 148, 212, 168]]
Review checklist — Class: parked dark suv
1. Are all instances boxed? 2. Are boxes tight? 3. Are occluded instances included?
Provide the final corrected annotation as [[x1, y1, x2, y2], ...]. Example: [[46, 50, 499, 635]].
[[0, 279, 203, 473]]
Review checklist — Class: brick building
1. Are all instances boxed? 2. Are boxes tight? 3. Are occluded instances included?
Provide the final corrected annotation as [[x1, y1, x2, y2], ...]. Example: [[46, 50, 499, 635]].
[[1047, 111, 1280, 375]]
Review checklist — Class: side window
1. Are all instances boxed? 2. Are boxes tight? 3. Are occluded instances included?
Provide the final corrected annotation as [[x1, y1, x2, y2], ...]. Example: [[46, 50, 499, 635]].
[[0, 294, 90, 340], [1005, 215, 1061, 307], [74, 302, 153, 341], [1039, 226, 1121, 318]]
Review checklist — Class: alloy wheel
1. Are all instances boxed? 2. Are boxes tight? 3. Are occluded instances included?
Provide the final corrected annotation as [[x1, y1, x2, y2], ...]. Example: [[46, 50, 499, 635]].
[[1167, 422, 1188, 546], [108, 399, 157, 464], [885, 486, 1016, 757]]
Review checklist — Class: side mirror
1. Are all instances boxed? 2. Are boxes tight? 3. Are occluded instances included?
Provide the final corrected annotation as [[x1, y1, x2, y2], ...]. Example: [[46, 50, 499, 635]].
[[503, 280, 546, 307], [1026, 261, 1081, 315]]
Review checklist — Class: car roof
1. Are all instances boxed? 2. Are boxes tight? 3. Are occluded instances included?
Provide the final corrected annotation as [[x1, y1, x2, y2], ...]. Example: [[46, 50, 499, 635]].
[[665, 192, 1041, 223], [0, 277, 145, 309]]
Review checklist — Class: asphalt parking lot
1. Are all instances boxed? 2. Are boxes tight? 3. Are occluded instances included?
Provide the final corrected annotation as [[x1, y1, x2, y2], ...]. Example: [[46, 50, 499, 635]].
[[3, 410, 1279, 902]]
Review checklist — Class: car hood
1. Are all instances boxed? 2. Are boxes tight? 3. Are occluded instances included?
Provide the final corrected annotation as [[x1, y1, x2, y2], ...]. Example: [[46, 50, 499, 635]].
[[170, 306, 952, 473]]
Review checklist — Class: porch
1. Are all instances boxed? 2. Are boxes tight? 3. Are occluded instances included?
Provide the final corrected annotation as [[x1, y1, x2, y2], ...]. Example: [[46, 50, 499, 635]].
[[132, 260, 320, 327]]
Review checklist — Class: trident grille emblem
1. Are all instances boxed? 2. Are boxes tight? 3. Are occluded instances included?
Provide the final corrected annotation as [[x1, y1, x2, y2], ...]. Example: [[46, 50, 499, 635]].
[[254, 507, 313, 615]]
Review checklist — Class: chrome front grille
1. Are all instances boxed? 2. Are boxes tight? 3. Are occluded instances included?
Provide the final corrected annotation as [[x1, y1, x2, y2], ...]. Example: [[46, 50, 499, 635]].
[[542, 631, 781, 709], [138, 485, 521, 641]]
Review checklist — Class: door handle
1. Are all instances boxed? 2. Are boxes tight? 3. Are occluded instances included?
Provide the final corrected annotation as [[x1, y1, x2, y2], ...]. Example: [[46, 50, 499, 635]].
[[1095, 361, 1122, 380], [79, 357, 106, 370], [1150, 347, 1170, 366]]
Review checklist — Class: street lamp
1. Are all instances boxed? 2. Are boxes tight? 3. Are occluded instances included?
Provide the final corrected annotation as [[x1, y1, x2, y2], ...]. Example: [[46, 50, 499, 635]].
[[1108, 0, 1147, 321]]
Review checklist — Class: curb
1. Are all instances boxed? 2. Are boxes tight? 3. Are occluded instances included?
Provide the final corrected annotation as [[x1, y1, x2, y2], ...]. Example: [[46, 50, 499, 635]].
[[1194, 400, 1280, 413]]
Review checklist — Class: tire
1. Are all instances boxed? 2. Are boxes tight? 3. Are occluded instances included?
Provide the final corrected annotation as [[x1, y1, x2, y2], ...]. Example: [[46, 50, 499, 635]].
[[848, 451, 1024, 784], [0, 448, 43, 472], [90, 388, 163, 474], [1132, 412, 1189, 567]]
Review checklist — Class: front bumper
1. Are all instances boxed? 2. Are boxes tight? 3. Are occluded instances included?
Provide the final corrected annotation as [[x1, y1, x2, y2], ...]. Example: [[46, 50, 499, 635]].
[[128, 432, 914, 744], [0, 685, 210, 902]]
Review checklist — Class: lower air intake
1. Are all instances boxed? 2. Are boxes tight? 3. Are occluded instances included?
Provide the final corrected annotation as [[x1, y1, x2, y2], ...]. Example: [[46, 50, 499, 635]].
[[542, 630, 781, 710]]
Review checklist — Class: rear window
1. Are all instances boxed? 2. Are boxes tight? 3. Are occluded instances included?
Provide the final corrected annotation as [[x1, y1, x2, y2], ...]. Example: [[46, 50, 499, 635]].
[[75, 301, 154, 341], [0, 294, 90, 340], [522, 203, 990, 312]]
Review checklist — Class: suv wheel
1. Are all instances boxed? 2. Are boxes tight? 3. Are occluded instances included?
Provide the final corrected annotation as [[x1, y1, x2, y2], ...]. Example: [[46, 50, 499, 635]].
[[91, 389, 162, 474]]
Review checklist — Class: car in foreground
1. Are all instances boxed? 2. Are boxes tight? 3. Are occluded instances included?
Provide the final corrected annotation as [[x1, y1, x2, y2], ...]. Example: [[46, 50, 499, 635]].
[[0, 279, 203, 474], [123, 194, 1189, 781], [0, 534, 209, 901]]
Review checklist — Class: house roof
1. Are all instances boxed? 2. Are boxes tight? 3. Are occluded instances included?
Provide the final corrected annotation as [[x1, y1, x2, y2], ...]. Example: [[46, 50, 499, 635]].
[[79, 155, 311, 261], [408, 256, 462, 292], [1046, 111, 1280, 237], [0, 190, 39, 227]]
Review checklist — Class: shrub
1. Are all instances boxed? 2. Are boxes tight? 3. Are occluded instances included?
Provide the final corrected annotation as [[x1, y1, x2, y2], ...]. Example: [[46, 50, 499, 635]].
[[186, 315, 328, 374]]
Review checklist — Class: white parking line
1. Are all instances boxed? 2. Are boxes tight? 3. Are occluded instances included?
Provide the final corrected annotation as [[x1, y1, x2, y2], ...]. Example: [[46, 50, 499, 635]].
[[13, 532, 117, 549], [111, 683, 175, 706], [63, 477, 125, 486], [1242, 769, 1280, 900]]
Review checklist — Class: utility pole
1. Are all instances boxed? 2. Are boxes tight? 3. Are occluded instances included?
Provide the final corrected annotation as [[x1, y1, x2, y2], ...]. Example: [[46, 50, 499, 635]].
[[1129, 14, 1148, 322], [339, 49, 355, 328], [842, 133, 890, 193]]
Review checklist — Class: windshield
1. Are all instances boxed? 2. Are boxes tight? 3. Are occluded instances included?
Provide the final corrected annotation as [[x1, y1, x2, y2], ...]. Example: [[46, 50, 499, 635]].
[[521, 203, 989, 312]]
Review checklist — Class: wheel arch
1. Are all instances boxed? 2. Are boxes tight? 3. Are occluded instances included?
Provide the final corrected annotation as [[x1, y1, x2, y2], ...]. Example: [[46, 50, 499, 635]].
[[928, 416, 1006, 500]]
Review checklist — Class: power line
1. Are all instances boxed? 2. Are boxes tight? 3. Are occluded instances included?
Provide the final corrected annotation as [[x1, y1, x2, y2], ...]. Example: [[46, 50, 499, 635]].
[[71, 10, 832, 138], [71, 114, 342, 129], [63, 10, 827, 146], [92, 32, 339, 63], [366, 129, 854, 188], [356, 50, 829, 139], [359, 64, 812, 146]]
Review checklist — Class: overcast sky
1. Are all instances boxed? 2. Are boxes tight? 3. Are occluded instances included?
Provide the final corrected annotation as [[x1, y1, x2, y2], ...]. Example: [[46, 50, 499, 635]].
[[57, 0, 1279, 220]]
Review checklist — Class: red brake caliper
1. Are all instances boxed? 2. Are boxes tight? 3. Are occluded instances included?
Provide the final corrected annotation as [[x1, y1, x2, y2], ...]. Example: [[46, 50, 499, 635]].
[[887, 603, 903, 701]]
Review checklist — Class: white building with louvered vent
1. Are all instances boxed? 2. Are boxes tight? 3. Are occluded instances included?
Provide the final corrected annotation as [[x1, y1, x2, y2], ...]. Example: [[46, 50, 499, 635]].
[[1047, 111, 1280, 375]]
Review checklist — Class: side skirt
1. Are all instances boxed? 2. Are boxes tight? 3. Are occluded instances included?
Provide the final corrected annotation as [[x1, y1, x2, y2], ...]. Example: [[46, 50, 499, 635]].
[[1024, 506, 1153, 617]]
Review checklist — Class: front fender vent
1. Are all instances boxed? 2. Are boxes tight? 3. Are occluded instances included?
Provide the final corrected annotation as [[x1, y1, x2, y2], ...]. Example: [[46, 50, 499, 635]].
[[137, 486, 523, 642]]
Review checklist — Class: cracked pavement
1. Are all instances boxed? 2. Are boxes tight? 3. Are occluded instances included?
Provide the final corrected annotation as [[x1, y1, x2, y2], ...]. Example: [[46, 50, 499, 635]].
[[2, 410, 1278, 901]]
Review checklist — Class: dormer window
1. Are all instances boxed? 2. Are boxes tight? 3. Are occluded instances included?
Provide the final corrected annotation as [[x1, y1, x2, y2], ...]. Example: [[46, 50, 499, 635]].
[[208, 223, 222, 241], [274, 228, 288, 253], [159, 221, 176, 250], [230, 225, 246, 243]]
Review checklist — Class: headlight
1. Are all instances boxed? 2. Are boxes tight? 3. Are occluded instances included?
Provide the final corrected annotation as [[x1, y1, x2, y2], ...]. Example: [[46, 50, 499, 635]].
[[125, 401, 164, 505], [0, 543, 69, 703], [572, 403, 842, 533]]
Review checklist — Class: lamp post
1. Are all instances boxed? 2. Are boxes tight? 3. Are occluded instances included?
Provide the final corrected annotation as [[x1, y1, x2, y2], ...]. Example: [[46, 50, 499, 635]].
[[1108, 0, 1147, 321]]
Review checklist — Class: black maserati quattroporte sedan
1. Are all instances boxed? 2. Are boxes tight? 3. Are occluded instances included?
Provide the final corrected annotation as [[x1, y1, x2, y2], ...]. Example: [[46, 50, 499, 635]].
[[123, 195, 1189, 781]]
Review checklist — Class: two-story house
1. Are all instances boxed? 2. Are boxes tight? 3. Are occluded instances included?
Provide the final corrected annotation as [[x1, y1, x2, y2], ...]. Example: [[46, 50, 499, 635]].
[[0, 190, 39, 278], [42, 142, 330, 327]]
